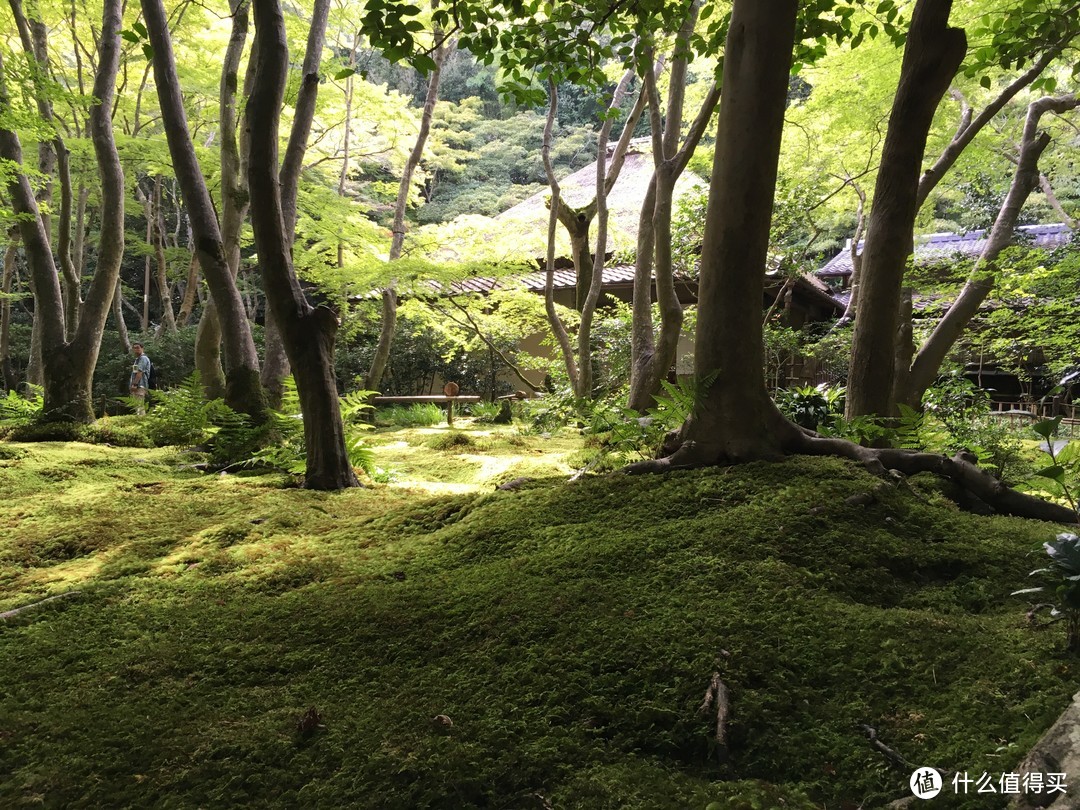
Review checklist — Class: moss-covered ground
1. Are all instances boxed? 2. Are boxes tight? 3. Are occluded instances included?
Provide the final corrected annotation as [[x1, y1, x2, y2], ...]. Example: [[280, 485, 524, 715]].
[[0, 425, 1076, 809]]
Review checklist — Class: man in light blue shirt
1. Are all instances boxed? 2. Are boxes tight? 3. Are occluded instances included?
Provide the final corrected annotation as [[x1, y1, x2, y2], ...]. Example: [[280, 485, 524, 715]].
[[129, 343, 151, 415]]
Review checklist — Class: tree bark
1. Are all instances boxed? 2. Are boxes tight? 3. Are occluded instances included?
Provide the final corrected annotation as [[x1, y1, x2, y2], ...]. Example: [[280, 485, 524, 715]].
[[838, 180, 866, 323], [151, 177, 177, 335], [143, 0, 266, 418], [847, 0, 966, 418], [175, 252, 200, 328], [248, 0, 357, 489], [540, 81, 581, 391], [628, 0, 801, 466], [366, 20, 452, 393], [196, 0, 252, 400], [899, 93, 1079, 407], [112, 276, 130, 354], [260, 0, 332, 407]]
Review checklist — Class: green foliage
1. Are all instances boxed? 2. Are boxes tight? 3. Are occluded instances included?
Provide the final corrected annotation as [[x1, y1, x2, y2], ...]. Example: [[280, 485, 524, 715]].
[[467, 401, 503, 422], [775, 384, 845, 431], [1021, 417, 1080, 514], [1013, 532, 1080, 652], [232, 380, 376, 479], [375, 403, 447, 428], [138, 373, 234, 448], [0, 386, 43, 426]]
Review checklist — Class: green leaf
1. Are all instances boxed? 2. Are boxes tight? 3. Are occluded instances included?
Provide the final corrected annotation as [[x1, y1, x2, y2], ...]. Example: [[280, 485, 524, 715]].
[[1035, 465, 1066, 484], [1033, 417, 1062, 439], [132, 21, 147, 38], [333, 68, 356, 80], [142, 43, 154, 61], [121, 30, 140, 43], [980, 75, 992, 89]]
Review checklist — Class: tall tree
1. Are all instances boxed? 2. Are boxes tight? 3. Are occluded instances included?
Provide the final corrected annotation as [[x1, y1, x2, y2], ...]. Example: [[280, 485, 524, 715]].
[[248, 0, 358, 489], [898, 92, 1080, 407], [142, 0, 268, 419], [259, 0, 332, 408], [845, 0, 967, 419], [627, 3, 721, 412], [0, 0, 124, 422], [365, 13, 453, 394], [195, 0, 253, 401]]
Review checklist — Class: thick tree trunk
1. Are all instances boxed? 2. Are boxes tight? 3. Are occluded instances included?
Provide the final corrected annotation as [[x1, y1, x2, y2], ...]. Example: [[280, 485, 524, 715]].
[[0, 0, 125, 422], [847, 0, 966, 418], [628, 0, 801, 466], [366, 22, 451, 393], [143, 0, 266, 419], [248, 0, 357, 489], [899, 93, 1078, 407]]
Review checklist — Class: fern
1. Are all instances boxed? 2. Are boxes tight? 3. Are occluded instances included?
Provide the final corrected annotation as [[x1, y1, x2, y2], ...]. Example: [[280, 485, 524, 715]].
[[0, 386, 43, 425]]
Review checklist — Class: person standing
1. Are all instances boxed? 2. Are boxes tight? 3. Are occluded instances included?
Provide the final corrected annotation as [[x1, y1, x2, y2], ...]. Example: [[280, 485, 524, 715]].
[[129, 343, 151, 415]]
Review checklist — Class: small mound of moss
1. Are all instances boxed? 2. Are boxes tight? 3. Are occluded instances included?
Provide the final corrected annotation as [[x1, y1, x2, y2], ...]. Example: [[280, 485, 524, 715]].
[[426, 431, 479, 451]]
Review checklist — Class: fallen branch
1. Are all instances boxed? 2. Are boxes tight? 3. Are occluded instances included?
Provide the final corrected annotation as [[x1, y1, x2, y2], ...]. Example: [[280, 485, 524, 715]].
[[0, 590, 82, 619], [858, 724, 914, 772], [698, 671, 731, 762]]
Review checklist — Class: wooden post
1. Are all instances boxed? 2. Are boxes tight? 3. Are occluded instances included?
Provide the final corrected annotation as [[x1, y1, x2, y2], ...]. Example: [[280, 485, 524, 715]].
[[443, 381, 459, 427]]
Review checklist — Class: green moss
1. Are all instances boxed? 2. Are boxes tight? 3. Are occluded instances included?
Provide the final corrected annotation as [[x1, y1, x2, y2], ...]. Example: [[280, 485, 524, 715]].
[[0, 446, 1074, 809]]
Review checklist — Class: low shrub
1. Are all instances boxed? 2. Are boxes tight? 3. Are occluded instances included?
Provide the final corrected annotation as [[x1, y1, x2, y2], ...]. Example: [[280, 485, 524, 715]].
[[375, 402, 446, 427]]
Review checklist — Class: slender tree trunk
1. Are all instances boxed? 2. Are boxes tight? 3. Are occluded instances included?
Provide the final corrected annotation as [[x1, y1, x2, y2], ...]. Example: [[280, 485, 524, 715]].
[[628, 17, 720, 412], [152, 176, 177, 335], [248, 0, 357, 489], [197, 0, 251, 399], [260, 0, 332, 408], [540, 81, 580, 391], [143, 0, 266, 418], [1, 233, 18, 390], [630, 0, 802, 467], [366, 22, 452, 393], [112, 276, 130, 354], [899, 93, 1079, 407], [846, 0, 966, 418], [838, 180, 866, 323], [175, 252, 200, 327], [141, 185, 152, 331]]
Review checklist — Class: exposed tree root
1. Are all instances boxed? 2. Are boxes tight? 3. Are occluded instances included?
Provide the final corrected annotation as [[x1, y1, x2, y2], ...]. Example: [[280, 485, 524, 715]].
[[627, 421, 1077, 524]]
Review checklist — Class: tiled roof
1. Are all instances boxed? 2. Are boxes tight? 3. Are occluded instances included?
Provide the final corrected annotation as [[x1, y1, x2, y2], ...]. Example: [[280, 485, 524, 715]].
[[816, 223, 1075, 279]]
